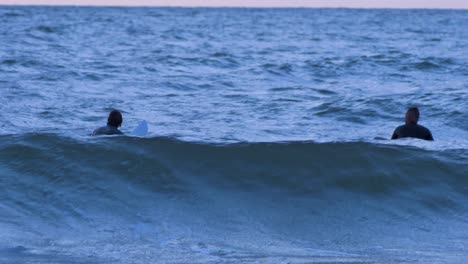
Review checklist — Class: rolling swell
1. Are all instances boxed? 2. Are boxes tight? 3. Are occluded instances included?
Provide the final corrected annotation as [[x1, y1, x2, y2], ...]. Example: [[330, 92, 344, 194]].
[[1, 133, 468, 262], [1, 133, 466, 200]]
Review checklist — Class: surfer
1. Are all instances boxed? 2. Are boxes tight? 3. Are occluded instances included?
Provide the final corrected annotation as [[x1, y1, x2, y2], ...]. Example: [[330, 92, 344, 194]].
[[391, 107, 433, 141], [92, 110, 124, 136]]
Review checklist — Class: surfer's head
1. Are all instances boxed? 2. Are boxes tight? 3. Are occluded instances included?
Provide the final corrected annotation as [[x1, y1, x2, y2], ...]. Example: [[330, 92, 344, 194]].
[[405, 107, 420, 124], [107, 110, 123, 128]]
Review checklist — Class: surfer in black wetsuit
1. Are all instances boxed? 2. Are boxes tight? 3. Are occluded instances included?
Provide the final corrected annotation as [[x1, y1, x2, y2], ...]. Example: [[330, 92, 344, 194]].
[[391, 107, 433, 141], [92, 110, 124, 136]]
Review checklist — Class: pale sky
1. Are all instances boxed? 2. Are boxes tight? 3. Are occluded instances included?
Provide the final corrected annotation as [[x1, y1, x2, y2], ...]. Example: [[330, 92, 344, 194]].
[[1, 0, 468, 9]]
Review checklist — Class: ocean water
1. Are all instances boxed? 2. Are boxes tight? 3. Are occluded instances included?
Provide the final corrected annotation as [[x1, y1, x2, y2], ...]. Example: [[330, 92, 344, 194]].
[[0, 6, 467, 263]]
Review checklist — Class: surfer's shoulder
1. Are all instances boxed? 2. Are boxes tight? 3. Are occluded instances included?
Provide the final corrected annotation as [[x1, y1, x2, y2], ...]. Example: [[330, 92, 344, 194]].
[[416, 124, 434, 141], [92, 110, 124, 136], [92, 125, 123, 136], [391, 125, 404, 139]]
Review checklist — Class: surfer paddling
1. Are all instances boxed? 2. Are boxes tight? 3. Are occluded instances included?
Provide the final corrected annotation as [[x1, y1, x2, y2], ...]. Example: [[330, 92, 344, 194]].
[[391, 107, 433, 141], [92, 110, 124, 136]]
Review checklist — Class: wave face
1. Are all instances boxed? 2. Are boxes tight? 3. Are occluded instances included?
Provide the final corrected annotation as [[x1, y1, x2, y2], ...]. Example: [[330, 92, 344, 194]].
[[1, 134, 467, 263]]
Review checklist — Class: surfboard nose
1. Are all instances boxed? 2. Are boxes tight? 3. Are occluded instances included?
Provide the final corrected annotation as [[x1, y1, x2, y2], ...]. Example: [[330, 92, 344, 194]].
[[132, 120, 149, 137]]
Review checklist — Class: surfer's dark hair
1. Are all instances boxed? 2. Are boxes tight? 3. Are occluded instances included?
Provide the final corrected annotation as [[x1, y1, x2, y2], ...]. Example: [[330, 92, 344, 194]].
[[107, 110, 123, 127], [407, 107, 420, 122]]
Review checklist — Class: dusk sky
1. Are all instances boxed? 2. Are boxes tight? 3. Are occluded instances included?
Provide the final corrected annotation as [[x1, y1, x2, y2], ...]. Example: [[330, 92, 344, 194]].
[[0, 0, 468, 9]]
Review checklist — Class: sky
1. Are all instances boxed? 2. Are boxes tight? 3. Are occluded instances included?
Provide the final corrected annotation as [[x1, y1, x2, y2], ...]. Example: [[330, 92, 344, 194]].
[[0, 0, 468, 9]]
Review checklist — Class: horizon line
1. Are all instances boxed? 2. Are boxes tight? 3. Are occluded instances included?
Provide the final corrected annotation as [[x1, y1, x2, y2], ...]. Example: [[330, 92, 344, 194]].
[[1, 3, 468, 10]]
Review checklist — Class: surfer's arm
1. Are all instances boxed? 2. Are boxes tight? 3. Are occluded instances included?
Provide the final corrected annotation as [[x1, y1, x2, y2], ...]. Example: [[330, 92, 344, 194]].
[[391, 128, 400, 140], [426, 131, 434, 141], [92, 128, 101, 136]]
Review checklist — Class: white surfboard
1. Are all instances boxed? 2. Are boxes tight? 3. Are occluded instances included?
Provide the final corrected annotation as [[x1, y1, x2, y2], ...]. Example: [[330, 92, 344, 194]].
[[131, 120, 148, 137]]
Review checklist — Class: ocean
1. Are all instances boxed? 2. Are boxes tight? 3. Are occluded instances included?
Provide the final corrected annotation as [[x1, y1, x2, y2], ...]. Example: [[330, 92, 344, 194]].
[[0, 6, 467, 263]]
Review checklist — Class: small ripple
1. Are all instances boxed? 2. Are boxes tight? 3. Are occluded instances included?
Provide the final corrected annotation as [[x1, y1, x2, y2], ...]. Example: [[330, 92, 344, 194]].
[[273, 98, 303, 103], [211, 52, 229, 57], [269, 86, 302, 92], [314, 89, 337, 96], [414, 61, 441, 70], [414, 57, 455, 70], [126, 25, 154, 36], [261, 63, 294, 75], [1, 59, 17, 66], [313, 103, 347, 116], [2, 12, 24, 17], [32, 25, 61, 34]]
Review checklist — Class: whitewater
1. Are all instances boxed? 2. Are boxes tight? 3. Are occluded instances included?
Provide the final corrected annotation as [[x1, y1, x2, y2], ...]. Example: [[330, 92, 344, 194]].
[[0, 6, 467, 264]]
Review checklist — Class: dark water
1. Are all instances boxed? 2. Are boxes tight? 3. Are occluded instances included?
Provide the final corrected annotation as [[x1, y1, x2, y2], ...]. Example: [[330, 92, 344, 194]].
[[0, 6, 467, 263]]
